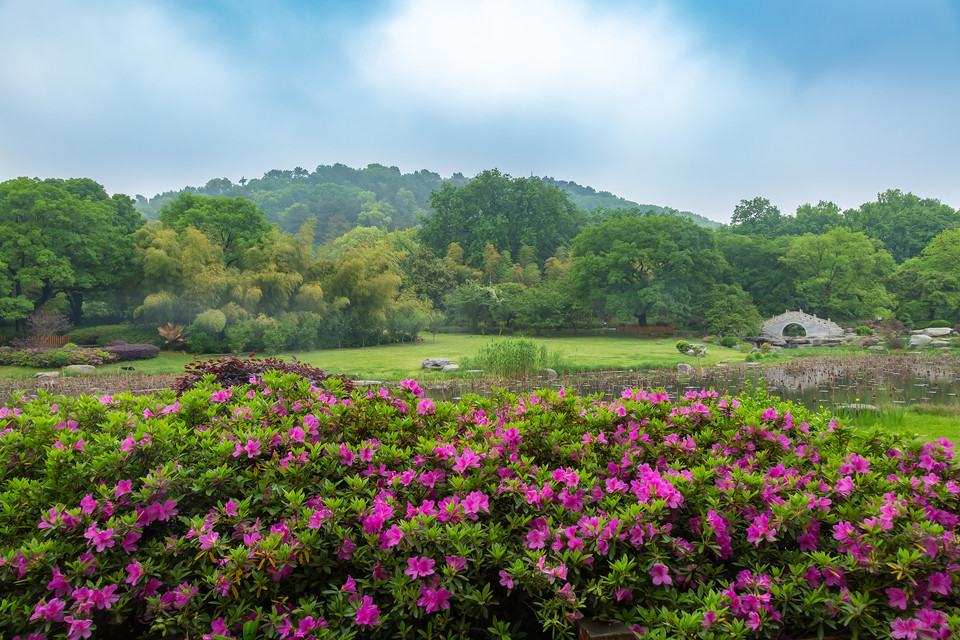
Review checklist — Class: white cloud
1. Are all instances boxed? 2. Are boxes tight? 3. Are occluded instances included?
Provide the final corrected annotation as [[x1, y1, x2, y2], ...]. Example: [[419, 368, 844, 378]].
[[355, 0, 754, 129], [0, 0, 243, 125]]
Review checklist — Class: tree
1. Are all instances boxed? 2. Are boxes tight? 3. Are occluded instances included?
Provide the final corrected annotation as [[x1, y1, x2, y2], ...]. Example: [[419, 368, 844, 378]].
[[0, 177, 140, 327], [703, 288, 763, 337], [571, 214, 725, 325], [785, 201, 843, 236], [780, 227, 895, 321], [715, 234, 795, 317], [843, 189, 959, 263], [420, 169, 586, 268], [729, 197, 784, 237], [159, 194, 270, 267], [892, 228, 960, 324]]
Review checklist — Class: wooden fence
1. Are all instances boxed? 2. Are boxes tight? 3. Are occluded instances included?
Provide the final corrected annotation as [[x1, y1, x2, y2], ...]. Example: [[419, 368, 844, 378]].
[[616, 325, 673, 336], [34, 335, 72, 348]]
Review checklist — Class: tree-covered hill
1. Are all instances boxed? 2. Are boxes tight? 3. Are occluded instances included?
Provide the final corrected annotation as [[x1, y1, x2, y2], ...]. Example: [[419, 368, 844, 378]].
[[135, 163, 719, 239]]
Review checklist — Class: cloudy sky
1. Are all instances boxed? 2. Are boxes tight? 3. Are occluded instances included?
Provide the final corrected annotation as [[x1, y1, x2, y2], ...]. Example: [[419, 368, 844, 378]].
[[1, 0, 958, 222]]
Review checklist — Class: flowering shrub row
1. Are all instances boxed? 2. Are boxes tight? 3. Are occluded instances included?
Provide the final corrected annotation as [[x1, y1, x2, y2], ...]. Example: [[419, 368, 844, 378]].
[[0, 346, 114, 368], [103, 342, 160, 363], [0, 374, 958, 639]]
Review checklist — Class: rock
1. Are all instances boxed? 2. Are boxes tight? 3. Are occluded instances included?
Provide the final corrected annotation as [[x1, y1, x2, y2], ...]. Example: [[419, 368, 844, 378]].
[[908, 334, 933, 348], [64, 364, 96, 374], [33, 371, 59, 379], [465, 369, 484, 375], [352, 380, 383, 387], [442, 364, 459, 373], [923, 327, 953, 337], [421, 358, 451, 370], [120, 365, 136, 371], [835, 403, 879, 413], [542, 368, 558, 380], [929, 340, 950, 347], [868, 345, 887, 351], [677, 363, 693, 374], [577, 617, 634, 640]]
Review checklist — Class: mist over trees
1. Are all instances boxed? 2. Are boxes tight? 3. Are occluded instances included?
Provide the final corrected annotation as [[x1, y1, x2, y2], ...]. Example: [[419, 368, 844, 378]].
[[2, 165, 959, 351]]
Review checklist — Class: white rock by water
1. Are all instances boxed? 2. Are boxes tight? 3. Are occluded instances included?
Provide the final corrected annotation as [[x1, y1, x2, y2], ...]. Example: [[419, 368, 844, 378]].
[[923, 327, 953, 337], [442, 364, 459, 373], [422, 358, 451, 369], [65, 364, 96, 374], [908, 334, 933, 347]]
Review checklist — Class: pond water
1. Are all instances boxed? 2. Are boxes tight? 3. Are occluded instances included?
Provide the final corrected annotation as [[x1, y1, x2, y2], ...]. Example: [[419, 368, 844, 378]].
[[424, 353, 960, 413]]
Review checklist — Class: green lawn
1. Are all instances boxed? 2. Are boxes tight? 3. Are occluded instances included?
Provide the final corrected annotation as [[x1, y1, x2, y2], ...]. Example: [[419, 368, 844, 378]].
[[0, 334, 747, 380]]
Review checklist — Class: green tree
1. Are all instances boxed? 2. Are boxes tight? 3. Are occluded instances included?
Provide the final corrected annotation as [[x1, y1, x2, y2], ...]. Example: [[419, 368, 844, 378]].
[[571, 214, 725, 325], [780, 227, 895, 321], [159, 193, 270, 267], [892, 228, 960, 324], [844, 189, 959, 263], [0, 177, 139, 327], [715, 234, 795, 317], [421, 169, 585, 267], [703, 288, 763, 337], [729, 197, 784, 237]]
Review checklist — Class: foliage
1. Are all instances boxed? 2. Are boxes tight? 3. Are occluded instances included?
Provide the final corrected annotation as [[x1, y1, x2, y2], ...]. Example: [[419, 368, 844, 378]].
[[104, 343, 161, 363], [170, 355, 352, 395], [460, 337, 566, 378], [1, 378, 959, 639], [421, 169, 586, 268], [571, 213, 724, 326], [158, 194, 270, 268], [852, 326, 874, 336], [0, 177, 140, 325], [0, 346, 114, 367], [25, 310, 73, 338], [156, 323, 185, 349], [703, 292, 763, 338], [675, 340, 691, 354], [718, 335, 739, 349]]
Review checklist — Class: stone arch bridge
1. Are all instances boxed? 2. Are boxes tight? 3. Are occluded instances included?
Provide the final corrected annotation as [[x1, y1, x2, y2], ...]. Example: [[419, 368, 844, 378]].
[[760, 310, 845, 340]]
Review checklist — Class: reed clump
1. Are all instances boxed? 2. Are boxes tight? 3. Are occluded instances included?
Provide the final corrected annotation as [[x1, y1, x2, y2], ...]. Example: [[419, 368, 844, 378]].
[[460, 337, 567, 379]]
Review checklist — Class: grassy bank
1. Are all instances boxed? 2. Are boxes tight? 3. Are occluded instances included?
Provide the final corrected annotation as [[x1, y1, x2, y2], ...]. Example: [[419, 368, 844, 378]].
[[0, 334, 747, 380]]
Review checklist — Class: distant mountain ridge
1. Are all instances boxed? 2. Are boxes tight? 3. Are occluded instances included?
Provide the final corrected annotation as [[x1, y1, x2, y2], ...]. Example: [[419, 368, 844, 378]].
[[136, 164, 720, 238]]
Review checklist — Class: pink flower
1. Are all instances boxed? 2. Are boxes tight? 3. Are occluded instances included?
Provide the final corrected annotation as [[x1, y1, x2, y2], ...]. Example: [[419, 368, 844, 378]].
[[342, 575, 357, 592], [499, 570, 514, 589], [417, 586, 452, 613], [30, 597, 66, 622], [199, 530, 219, 549], [354, 596, 381, 627], [146, 499, 178, 522], [233, 438, 261, 458], [121, 531, 142, 554], [452, 448, 481, 473], [90, 584, 120, 610], [446, 556, 467, 573], [63, 616, 94, 640], [929, 571, 952, 595], [702, 610, 718, 627], [886, 587, 909, 610], [83, 525, 115, 553], [79, 495, 97, 514], [416, 398, 435, 415], [125, 560, 143, 586], [223, 499, 239, 516], [47, 566, 71, 597], [890, 618, 923, 640], [615, 587, 633, 601], [379, 525, 404, 550], [649, 563, 672, 586], [113, 480, 133, 498], [405, 556, 436, 579]]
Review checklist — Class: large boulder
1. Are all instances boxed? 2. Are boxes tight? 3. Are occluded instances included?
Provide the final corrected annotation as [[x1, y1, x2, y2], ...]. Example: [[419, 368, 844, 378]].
[[677, 363, 693, 374], [33, 371, 59, 379], [923, 327, 953, 337], [908, 334, 933, 348], [442, 364, 460, 373], [65, 364, 96, 374], [422, 358, 451, 370]]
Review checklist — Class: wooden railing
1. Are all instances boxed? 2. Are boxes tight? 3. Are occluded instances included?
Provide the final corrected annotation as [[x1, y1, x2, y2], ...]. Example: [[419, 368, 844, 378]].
[[36, 335, 72, 348], [617, 325, 673, 336]]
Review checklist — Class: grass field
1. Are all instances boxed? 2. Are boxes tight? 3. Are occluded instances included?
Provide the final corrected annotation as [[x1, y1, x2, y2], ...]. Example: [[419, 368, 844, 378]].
[[0, 334, 748, 380]]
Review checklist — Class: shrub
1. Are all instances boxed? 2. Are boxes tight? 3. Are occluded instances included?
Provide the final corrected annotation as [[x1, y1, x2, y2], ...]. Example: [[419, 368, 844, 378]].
[[191, 309, 228, 335], [0, 378, 957, 639], [719, 335, 738, 349], [0, 346, 114, 367], [675, 339, 691, 354], [104, 342, 161, 362], [70, 324, 165, 347], [171, 355, 353, 395], [852, 325, 874, 336], [460, 338, 566, 378]]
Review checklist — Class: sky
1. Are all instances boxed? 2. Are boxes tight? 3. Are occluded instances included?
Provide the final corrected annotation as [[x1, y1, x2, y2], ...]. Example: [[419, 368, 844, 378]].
[[1, 0, 958, 223]]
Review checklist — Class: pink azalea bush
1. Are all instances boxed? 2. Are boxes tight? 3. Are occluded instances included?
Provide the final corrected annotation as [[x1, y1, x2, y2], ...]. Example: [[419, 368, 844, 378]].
[[0, 374, 958, 639], [0, 346, 114, 368]]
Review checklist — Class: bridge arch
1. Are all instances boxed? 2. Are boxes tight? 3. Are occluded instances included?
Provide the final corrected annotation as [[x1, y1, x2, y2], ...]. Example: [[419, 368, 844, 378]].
[[760, 310, 844, 339]]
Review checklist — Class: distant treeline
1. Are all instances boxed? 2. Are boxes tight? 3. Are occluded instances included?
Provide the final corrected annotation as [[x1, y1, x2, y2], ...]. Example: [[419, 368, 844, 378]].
[[1, 168, 958, 355]]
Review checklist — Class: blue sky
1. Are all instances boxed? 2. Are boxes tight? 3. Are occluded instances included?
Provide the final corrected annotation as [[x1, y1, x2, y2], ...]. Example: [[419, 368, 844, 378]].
[[1, 0, 958, 222]]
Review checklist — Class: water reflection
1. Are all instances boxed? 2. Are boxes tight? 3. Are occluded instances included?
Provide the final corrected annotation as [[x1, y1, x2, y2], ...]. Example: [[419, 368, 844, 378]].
[[422, 354, 960, 413]]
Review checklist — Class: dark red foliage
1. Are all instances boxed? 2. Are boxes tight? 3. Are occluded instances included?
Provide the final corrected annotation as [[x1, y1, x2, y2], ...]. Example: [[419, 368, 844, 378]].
[[171, 355, 353, 395], [105, 342, 161, 362]]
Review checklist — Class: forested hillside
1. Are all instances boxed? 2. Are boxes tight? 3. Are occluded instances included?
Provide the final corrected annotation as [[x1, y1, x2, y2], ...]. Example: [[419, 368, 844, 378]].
[[135, 163, 719, 240], [2, 169, 958, 355]]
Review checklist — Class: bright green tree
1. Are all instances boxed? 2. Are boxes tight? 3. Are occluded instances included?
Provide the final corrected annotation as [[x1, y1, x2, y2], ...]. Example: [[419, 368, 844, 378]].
[[159, 193, 270, 267], [571, 214, 725, 325], [780, 227, 895, 321]]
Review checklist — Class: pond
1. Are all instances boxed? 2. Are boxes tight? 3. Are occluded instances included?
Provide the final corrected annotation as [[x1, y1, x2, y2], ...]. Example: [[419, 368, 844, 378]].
[[425, 353, 960, 413]]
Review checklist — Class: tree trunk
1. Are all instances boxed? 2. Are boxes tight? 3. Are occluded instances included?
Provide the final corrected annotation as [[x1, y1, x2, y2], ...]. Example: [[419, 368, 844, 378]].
[[67, 291, 84, 325]]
